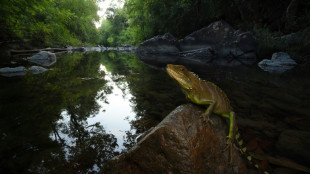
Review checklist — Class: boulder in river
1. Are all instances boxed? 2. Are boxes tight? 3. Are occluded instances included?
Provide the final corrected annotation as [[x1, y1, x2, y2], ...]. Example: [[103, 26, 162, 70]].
[[103, 104, 248, 174], [258, 52, 297, 74], [71, 47, 86, 52], [135, 21, 258, 67], [28, 51, 56, 66], [273, 33, 301, 46], [136, 33, 180, 55], [0, 66, 27, 77], [28, 66, 48, 74], [180, 21, 257, 53], [117, 44, 137, 52]]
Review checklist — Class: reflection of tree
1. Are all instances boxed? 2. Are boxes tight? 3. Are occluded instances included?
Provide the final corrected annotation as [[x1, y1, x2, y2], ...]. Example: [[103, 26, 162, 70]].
[[101, 52, 186, 137], [53, 109, 119, 173], [0, 52, 118, 173]]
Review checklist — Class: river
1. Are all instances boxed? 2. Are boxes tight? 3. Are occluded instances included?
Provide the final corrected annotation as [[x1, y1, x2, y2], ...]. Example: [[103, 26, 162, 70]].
[[0, 50, 309, 173]]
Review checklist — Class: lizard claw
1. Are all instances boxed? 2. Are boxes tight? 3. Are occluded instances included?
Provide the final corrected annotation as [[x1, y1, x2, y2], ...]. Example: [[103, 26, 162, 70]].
[[223, 137, 234, 163], [202, 114, 213, 125], [223, 137, 232, 151]]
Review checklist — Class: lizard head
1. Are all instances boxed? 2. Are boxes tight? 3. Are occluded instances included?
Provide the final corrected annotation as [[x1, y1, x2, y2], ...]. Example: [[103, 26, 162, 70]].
[[166, 64, 195, 90]]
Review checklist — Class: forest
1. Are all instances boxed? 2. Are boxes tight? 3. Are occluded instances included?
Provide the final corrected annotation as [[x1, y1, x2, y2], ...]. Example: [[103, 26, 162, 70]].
[[1, 0, 309, 49]]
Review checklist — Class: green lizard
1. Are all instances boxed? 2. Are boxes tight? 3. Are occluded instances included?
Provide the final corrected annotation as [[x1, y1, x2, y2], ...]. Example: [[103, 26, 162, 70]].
[[166, 64, 236, 148], [166, 64, 268, 173]]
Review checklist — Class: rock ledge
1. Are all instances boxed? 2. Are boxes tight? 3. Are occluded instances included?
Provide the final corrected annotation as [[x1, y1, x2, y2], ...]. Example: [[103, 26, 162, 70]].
[[102, 104, 248, 174]]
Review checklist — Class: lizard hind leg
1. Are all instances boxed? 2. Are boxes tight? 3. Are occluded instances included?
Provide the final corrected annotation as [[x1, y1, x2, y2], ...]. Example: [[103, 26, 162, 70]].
[[222, 111, 236, 163], [228, 111, 236, 141], [221, 111, 236, 147]]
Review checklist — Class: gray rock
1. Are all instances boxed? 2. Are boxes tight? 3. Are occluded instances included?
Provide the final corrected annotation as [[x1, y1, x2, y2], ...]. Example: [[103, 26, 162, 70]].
[[71, 47, 86, 52], [180, 21, 235, 51], [138, 54, 179, 67], [179, 21, 257, 66], [119, 44, 132, 47], [84, 47, 101, 52], [273, 33, 301, 46], [178, 48, 215, 64], [117, 45, 137, 52], [28, 66, 48, 74], [135, 21, 257, 67], [100, 46, 107, 51], [103, 104, 248, 174], [28, 51, 56, 66], [106, 47, 118, 51], [258, 52, 297, 74], [0, 66, 27, 77], [136, 33, 180, 55]]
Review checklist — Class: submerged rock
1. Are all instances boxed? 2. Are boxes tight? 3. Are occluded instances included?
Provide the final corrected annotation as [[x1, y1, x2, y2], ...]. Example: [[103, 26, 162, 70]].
[[28, 66, 48, 74], [258, 52, 297, 74], [0, 66, 27, 77], [103, 104, 248, 174], [28, 51, 56, 66]]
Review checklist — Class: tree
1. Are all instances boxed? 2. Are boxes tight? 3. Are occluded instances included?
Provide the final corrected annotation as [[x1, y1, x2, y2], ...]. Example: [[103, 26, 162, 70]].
[[0, 0, 101, 47]]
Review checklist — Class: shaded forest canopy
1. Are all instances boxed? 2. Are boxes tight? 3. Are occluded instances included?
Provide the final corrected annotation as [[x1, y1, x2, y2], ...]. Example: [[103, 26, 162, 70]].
[[1, 0, 310, 48]]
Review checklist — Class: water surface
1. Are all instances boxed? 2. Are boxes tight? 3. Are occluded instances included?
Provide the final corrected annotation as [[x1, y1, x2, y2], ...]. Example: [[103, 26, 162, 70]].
[[0, 51, 184, 173], [1, 51, 309, 173]]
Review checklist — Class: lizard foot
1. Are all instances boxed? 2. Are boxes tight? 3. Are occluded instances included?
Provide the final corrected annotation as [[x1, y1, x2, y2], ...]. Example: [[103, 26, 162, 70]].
[[223, 137, 234, 164], [223, 137, 233, 151], [201, 114, 213, 125]]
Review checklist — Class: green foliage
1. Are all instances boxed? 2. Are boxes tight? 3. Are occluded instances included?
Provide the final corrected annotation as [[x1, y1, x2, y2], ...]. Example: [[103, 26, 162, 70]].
[[98, 8, 131, 46], [253, 25, 285, 59], [130, 0, 225, 41], [98, 0, 234, 46], [253, 24, 310, 59], [98, 0, 310, 47], [0, 0, 100, 46]]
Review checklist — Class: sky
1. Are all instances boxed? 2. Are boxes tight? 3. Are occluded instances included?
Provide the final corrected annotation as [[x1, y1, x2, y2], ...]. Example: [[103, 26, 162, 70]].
[[95, 0, 124, 28]]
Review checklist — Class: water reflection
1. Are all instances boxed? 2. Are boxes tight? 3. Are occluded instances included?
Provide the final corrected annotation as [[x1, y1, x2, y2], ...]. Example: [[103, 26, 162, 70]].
[[0, 52, 133, 173], [88, 64, 135, 151], [2, 50, 308, 173], [0, 51, 185, 173]]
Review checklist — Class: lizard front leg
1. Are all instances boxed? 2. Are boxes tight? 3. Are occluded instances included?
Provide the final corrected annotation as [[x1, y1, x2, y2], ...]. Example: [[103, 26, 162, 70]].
[[203, 101, 216, 124], [194, 98, 216, 124]]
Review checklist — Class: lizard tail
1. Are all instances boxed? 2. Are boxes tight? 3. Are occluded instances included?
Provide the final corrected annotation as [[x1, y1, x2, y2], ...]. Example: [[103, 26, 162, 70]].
[[235, 129, 269, 174]]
